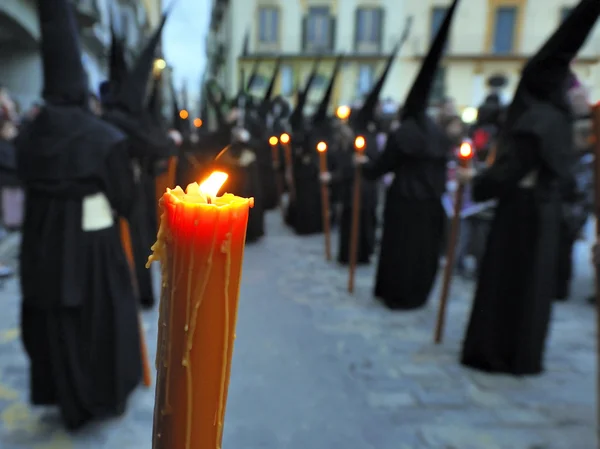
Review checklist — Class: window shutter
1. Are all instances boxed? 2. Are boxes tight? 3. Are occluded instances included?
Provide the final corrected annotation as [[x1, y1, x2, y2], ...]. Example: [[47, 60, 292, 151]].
[[301, 15, 307, 52], [329, 16, 337, 52], [354, 8, 360, 52], [377, 7, 384, 52]]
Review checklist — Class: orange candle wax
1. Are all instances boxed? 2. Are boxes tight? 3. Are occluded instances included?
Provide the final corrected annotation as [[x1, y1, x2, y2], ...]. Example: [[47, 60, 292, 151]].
[[147, 172, 254, 449]]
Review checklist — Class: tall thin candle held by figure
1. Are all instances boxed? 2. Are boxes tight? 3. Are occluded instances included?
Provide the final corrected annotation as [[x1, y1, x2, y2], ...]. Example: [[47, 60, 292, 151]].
[[317, 141, 331, 261], [348, 135, 366, 293], [434, 141, 474, 344], [148, 171, 254, 449], [269, 135, 284, 208]]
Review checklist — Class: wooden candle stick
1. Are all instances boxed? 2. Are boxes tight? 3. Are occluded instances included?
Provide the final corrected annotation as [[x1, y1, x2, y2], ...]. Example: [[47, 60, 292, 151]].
[[317, 141, 331, 261], [269, 135, 284, 209], [590, 103, 600, 444], [119, 218, 153, 387], [434, 141, 474, 344], [348, 135, 366, 293], [281, 133, 295, 202], [147, 171, 254, 449]]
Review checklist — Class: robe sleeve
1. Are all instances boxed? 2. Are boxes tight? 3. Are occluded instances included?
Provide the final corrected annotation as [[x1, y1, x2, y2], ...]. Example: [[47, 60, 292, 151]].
[[103, 140, 136, 218], [360, 131, 402, 181], [471, 132, 539, 202]]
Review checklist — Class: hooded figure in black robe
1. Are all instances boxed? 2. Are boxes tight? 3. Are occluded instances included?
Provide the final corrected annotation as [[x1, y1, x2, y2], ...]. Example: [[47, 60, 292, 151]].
[[284, 57, 322, 227], [253, 58, 282, 211], [335, 41, 401, 264], [290, 55, 343, 235], [358, 1, 461, 310], [15, 0, 142, 429], [197, 75, 266, 242], [102, 13, 176, 309], [460, 0, 600, 375]]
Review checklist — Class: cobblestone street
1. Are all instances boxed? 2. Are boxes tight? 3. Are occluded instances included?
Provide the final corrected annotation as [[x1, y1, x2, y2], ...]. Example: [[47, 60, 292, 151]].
[[0, 211, 596, 448]]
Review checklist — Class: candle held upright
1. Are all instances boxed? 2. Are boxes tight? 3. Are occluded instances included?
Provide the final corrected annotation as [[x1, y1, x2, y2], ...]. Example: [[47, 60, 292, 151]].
[[147, 171, 254, 449]]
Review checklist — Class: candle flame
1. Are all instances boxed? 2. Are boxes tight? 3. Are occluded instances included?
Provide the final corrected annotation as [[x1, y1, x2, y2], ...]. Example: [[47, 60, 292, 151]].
[[354, 135, 366, 151], [199, 171, 229, 198], [459, 141, 474, 160], [336, 105, 351, 120], [269, 136, 279, 146], [280, 133, 290, 144], [316, 141, 327, 153]]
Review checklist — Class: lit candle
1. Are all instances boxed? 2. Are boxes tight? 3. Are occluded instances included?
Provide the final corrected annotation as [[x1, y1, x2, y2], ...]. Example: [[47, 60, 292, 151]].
[[147, 171, 254, 449], [434, 140, 474, 344], [280, 133, 295, 200], [348, 135, 366, 293], [269, 136, 284, 209], [316, 141, 331, 261]]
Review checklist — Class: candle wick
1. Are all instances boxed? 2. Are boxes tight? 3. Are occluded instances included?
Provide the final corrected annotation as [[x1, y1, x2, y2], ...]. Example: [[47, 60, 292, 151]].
[[214, 144, 232, 161], [207, 197, 212, 204]]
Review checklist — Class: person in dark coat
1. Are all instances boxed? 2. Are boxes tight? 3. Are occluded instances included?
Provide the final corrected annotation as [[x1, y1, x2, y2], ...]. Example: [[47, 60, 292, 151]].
[[458, 0, 600, 375], [291, 55, 343, 236], [332, 41, 402, 264], [355, 0, 462, 310], [284, 58, 322, 227], [15, 0, 142, 429], [102, 14, 176, 309]]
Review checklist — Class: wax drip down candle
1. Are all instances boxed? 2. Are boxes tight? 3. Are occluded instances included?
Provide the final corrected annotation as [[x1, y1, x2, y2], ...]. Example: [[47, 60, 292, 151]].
[[147, 171, 254, 449]]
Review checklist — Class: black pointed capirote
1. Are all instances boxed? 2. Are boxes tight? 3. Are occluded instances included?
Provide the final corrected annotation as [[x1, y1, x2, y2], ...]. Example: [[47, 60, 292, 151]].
[[401, 0, 460, 124], [36, 0, 89, 106], [289, 55, 323, 130], [311, 54, 344, 125]]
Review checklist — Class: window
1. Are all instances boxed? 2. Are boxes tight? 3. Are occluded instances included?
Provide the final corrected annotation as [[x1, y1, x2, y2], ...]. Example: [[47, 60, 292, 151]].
[[306, 7, 331, 50], [280, 65, 293, 96], [258, 6, 279, 44], [492, 7, 517, 54], [357, 65, 374, 95], [560, 6, 571, 22], [356, 8, 383, 46]]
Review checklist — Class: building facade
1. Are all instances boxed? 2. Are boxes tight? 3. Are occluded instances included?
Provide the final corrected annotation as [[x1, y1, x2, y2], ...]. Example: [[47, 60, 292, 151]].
[[0, 0, 162, 109], [208, 0, 600, 115]]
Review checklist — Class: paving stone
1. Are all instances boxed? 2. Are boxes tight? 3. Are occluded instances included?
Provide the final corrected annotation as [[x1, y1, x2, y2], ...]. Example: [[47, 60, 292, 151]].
[[0, 211, 595, 448]]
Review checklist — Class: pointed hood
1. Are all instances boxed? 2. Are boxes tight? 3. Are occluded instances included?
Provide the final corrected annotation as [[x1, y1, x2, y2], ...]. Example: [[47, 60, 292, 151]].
[[246, 57, 264, 91], [37, 0, 89, 106], [260, 56, 283, 113], [508, 0, 600, 122], [108, 5, 128, 93], [353, 30, 408, 128], [311, 54, 344, 125], [401, 0, 460, 123], [289, 56, 322, 129], [112, 10, 170, 114], [148, 76, 163, 123]]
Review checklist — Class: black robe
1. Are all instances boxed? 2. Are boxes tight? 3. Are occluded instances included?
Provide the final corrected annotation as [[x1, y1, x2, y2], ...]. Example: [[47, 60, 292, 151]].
[[335, 133, 378, 264], [461, 104, 570, 375], [103, 109, 175, 309], [15, 105, 142, 430], [362, 119, 449, 309], [286, 136, 325, 235]]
